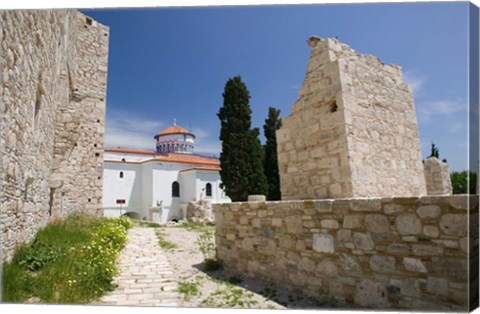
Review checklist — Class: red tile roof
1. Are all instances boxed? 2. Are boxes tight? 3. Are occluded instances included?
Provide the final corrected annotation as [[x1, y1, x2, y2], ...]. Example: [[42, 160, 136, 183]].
[[105, 148, 158, 155], [156, 125, 195, 138], [180, 166, 222, 172], [153, 155, 219, 166], [105, 148, 220, 167]]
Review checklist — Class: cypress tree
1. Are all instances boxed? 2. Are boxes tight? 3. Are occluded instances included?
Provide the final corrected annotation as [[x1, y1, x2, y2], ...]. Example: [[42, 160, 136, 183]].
[[217, 76, 268, 201], [263, 107, 282, 200]]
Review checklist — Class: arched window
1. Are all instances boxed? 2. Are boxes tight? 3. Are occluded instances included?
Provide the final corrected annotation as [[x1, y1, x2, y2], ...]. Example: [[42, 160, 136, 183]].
[[119, 171, 124, 179], [172, 181, 180, 197], [205, 183, 212, 197]]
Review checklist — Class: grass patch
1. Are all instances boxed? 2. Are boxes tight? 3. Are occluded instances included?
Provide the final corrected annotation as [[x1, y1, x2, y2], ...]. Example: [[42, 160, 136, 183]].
[[177, 220, 213, 232], [155, 230, 177, 250], [135, 221, 161, 228], [2, 214, 132, 304], [201, 287, 258, 308], [178, 281, 201, 300]]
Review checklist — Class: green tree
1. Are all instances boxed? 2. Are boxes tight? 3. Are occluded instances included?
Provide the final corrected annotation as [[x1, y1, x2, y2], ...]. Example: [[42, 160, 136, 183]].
[[217, 76, 268, 201], [451, 171, 478, 194], [263, 107, 282, 200]]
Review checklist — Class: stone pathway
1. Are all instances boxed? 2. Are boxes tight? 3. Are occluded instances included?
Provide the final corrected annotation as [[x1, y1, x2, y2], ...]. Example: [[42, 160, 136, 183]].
[[98, 227, 180, 306]]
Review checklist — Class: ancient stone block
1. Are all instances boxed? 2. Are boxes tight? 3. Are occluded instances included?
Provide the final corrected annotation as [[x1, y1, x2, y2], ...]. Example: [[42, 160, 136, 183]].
[[416, 205, 441, 219], [423, 225, 439, 238], [365, 214, 389, 233], [316, 259, 339, 276], [336, 229, 352, 242], [315, 200, 333, 212], [383, 204, 408, 215], [354, 279, 389, 308], [350, 199, 382, 212], [403, 257, 427, 273], [272, 218, 283, 227], [387, 245, 409, 258], [285, 215, 303, 234], [395, 213, 422, 235], [353, 232, 374, 250], [313, 233, 335, 253], [338, 253, 363, 276], [343, 215, 364, 229], [411, 244, 444, 256], [320, 219, 340, 229], [439, 214, 467, 237], [299, 257, 316, 272], [369, 255, 396, 273]]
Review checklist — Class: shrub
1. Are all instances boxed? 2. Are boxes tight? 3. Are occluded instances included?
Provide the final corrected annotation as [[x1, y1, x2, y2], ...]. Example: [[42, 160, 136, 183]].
[[203, 258, 222, 272]]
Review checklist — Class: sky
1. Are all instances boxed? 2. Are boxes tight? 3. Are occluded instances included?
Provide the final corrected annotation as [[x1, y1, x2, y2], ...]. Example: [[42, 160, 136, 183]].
[[82, 2, 472, 171]]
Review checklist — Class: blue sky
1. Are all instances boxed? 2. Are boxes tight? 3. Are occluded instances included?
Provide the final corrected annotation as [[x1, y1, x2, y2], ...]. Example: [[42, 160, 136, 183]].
[[83, 2, 471, 171]]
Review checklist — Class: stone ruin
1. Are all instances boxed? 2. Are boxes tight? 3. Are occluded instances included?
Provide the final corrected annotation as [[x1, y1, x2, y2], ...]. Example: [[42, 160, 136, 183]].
[[186, 199, 215, 224], [214, 37, 478, 311], [276, 36, 427, 200], [0, 10, 109, 261], [424, 157, 453, 195]]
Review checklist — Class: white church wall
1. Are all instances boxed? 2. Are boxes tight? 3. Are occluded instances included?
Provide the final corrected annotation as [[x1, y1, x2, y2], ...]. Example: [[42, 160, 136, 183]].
[[194, 170, 231, 203], [103, 156, 230, 223], [103, 162, 143, 218], [180, 170, 197, 203], [151, 162, 189, 222], [140, 162, 154, 214]]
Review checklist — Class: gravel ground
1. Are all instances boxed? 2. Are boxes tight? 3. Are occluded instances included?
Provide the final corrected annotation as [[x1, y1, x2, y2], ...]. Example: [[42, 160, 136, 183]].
[[158, 224, 320, 309]]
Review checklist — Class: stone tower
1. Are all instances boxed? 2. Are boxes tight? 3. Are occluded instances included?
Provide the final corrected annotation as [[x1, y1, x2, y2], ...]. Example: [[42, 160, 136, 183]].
[[276, 37, 426, 200], [1, 10, 109, 261]]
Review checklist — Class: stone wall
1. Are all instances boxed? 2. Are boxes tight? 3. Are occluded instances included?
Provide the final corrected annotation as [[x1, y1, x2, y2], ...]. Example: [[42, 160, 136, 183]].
[[0, 10, 109, 261], [276, 37, 426, 200], [215, 196, 478, 311], [424, 157, 453, 195]]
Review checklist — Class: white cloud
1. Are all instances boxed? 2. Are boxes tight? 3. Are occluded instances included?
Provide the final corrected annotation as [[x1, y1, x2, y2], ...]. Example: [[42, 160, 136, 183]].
[[105, 109, 164, 150], [403, 69, 427, 97], [417, 98, 466, 123], [105, 109, 222, 154], [190, 127, 222, 156], [448, 122, 465, 134]]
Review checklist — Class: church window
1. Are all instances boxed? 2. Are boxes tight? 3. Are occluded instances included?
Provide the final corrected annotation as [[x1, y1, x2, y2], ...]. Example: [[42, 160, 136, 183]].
[[206, 183, 212, 197], [172, 181, 180, 197], [119, 171, 124, 179]]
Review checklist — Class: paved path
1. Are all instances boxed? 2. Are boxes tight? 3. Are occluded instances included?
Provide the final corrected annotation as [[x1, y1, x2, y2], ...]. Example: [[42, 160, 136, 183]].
[[98, 227, 180, 306]]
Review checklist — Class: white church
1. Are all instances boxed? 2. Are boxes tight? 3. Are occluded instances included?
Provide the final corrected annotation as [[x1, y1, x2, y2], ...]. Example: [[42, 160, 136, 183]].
[[102, 122, 231, 223]]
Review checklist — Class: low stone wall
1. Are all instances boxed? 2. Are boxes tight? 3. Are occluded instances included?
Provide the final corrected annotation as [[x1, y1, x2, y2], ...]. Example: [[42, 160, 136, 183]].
[[214, 196, 478, 311]]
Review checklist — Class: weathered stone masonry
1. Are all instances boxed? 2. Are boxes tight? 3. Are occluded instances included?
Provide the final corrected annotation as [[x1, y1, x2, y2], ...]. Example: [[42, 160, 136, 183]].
[[276, 37, 426, 200], [216, 37, 477, 311], [0, 10, 109, 261], [215, 196, 478, 310]]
